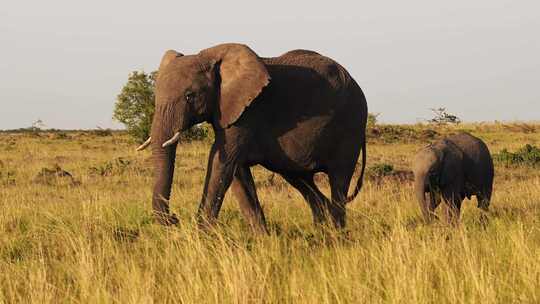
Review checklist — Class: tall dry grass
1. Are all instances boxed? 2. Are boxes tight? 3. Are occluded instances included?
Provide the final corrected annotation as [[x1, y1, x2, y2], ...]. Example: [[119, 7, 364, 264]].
[[1, 125, 539, 303]]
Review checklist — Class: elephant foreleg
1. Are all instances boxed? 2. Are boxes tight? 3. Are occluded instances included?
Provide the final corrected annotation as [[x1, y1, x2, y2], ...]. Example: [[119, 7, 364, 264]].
[[196, 144, 238, 229], [231, 166, 268, 234]]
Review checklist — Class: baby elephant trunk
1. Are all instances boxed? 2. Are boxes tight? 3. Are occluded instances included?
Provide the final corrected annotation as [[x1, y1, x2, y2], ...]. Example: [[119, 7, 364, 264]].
[[414, 171, 433, 222]]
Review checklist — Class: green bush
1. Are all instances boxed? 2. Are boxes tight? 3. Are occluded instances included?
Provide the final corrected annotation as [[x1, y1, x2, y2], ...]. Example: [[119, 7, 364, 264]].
[[367, 113, 379, 129], [494, 144, 540, 167], [113, 71, 156, 143]]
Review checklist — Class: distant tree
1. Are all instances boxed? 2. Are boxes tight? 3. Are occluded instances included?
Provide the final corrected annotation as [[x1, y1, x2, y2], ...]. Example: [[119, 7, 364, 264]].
[[31, 119, 46, 131], [367, 113, 380, 129], [22, 119, 46, 134], [113, 71, 157, 142], [428, 108, 461, 125]]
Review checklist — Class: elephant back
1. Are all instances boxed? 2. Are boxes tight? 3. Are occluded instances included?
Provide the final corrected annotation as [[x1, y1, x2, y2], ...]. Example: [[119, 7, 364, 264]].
[[446, 132, 494, 192]]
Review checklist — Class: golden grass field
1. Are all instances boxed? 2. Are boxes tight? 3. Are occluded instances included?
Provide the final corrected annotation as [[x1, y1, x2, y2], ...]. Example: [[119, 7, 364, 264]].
[[1, 123, 539, 303]]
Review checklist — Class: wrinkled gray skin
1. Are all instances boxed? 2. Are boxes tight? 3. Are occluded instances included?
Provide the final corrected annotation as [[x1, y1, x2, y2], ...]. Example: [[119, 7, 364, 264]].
[[145, 43, 367, 232], [412, 132, 494, 225]]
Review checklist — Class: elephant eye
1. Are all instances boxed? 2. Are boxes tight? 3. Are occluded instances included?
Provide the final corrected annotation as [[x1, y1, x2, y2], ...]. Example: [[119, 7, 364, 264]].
[[184, 91, 196, 103]]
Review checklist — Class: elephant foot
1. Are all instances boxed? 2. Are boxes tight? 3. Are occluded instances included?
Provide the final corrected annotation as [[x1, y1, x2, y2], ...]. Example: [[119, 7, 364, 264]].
[[254, 224, 270, 235], [154, 212, 180, 226], [196, 217, 216, 233]]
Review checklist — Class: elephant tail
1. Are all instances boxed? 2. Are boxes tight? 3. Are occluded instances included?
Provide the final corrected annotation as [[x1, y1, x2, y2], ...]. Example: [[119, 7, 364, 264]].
[[345, 137, 367, 204]]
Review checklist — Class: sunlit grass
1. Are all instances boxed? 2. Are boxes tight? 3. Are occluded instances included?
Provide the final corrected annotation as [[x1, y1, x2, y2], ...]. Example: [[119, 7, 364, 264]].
[[1, 124, 539, 303]]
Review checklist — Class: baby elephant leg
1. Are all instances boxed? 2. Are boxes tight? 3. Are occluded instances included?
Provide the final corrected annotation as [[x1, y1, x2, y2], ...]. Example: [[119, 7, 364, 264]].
[[477, 189, 492, 211], [443, 191, 463, 226], [427, 191, 441, 221]]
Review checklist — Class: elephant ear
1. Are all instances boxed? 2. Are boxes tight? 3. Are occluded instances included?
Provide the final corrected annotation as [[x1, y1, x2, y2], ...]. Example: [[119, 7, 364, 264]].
[[439, 140, 464, 187], [158, 50, 184, 75], [200, 44, 270, 128]]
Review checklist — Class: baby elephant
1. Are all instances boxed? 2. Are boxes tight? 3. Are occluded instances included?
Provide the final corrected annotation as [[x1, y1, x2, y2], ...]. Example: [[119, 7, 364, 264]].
[[412, 132, 494, 224]]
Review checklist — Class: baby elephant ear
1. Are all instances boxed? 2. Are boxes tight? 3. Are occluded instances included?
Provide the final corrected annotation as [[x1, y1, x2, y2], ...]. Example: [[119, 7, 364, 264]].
[[201, 43, 270, 128], [158, 50, 184, 72]]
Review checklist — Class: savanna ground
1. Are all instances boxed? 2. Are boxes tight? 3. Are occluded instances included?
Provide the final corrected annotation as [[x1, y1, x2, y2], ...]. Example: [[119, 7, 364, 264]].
[[1, 122, 539, 303]]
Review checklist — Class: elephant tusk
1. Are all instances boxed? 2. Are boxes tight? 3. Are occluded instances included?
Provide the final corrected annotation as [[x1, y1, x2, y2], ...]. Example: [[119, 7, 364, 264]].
[[162, 132, 181, 148], [136, 137, 152, 151]]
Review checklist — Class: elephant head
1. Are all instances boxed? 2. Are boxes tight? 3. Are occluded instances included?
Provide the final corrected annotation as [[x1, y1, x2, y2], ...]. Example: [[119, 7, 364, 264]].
[[137, 44, 270, 224], [412, 140, 464, 221]]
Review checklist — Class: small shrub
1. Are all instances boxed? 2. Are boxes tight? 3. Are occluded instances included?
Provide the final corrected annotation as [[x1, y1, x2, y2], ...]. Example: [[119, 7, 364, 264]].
[[51, 132, 69, 140], [34, 165, 79, 186], [493, 144, 540, 167], [89, 157, 132, 177], [368, 163, 394, 177], [0, 169, 16, 186], [367, 113, 379, 129], [1, 237, 33, 262], [367, 163, 414, 185]]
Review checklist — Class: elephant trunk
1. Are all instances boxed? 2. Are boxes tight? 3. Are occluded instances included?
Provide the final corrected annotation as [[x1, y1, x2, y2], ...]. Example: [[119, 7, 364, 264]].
[[150, 103, 182, 225], [151, 143, 178, 224], [414, 171, 430, 221]]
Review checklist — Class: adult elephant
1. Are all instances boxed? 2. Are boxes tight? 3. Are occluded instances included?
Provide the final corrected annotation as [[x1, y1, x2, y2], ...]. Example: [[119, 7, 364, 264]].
[[137, 43, 368, 233], [412, 132, 494, 225]]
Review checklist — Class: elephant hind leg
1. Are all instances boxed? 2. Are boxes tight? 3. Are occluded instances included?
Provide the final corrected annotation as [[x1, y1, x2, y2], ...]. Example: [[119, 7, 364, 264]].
[[327, 170, 355, 229], [426, 191, 441, 221], [231, 166, 268, 234], [282, 174, 329, 226]]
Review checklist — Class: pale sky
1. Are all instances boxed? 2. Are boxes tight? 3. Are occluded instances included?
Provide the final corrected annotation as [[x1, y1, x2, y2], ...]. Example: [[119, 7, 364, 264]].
[[1, 0, 539, 129]]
